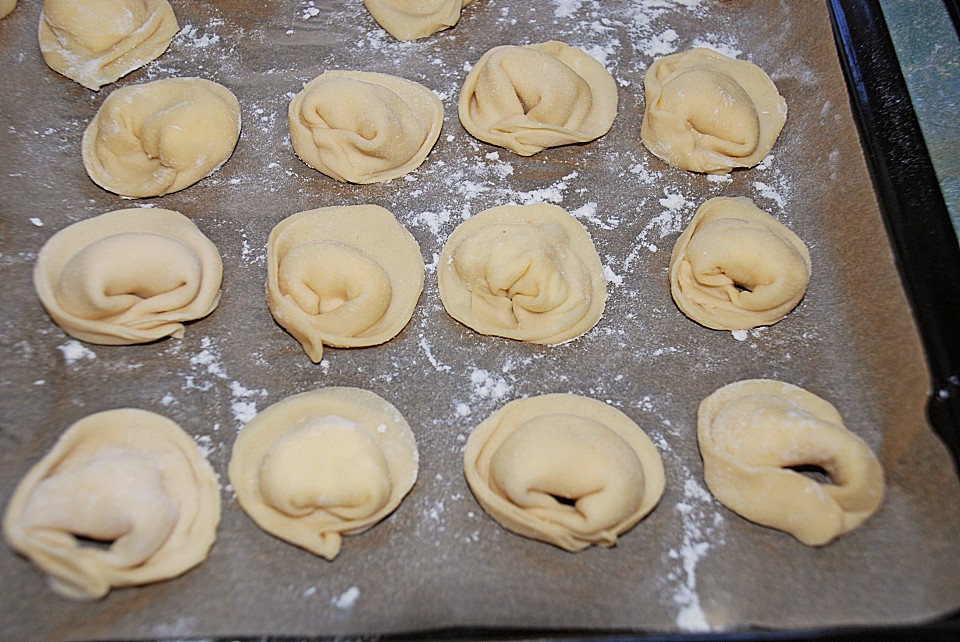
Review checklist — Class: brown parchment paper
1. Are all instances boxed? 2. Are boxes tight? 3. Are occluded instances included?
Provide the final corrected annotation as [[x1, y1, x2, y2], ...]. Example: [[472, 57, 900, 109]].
[[2, 0, 960, 639]]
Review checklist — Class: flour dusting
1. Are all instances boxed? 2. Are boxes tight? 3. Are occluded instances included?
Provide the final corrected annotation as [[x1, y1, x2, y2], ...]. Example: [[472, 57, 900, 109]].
[[331, 586, 360, 610], [57, 340, 96, 366]]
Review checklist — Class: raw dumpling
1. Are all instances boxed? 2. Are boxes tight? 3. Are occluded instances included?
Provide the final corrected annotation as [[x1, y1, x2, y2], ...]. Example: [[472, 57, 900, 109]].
[[458, 41, 618, 156], [228, 387, 419, 560], [82, 77, 241, 198], [641, 47, 787, 174], [38, 0, 179, 91], [33, 207, 223, 345], [289, 70, 443, 184], [669, 196, 810, 330], [464, 394, 665, 552], [364, 0, 476, 40], [1, 0, 17, 20], [698, 379, 885, 546], [438, 203, 606, 344], [2, 409, 221, 600], [267, 205, 424, 362]]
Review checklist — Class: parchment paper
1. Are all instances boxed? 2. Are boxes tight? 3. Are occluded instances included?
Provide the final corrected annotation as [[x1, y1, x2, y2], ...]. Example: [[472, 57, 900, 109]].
[[2, 0, 960, 639]]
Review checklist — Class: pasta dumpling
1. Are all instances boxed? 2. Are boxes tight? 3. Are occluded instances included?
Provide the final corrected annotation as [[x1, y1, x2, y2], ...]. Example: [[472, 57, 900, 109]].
[[82, 77, 241, 198], [267, 205, 424, 362], [698, 379, 885, 546], [1, 0, 18, 20], [289, 71, 443, 184], [364, 0, 476, 40], [464, 394, 664, 552], [669, 197, 810, 330], [2, 409, 221, 600], [228, 387, 419, 560], [33, 208, 222, 345], [641, 48, 787, 173], [438, 203, 606, 344], [39, 0, 179, 91], [459, 41, 618, 156]]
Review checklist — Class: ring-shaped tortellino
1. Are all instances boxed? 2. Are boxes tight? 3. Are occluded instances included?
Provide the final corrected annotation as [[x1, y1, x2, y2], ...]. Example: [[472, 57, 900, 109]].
[[38, 0, 179, 91], [698, 379, 885, 546], [458, 41, 618, 156], [364, 0, 476, 40], [2, 409, 221, 600], [82, 77, 242, 198], [640, 47, 787, 174], [33, 208, 223, 345], [464, 394, 665, 552], [1, 0, 17, 20], [228, 387, 420, 560], [289, 70, 444, 184], [266, 205, 425, 363], [438, 203, 606, 344], [669, 197, 810, 330]]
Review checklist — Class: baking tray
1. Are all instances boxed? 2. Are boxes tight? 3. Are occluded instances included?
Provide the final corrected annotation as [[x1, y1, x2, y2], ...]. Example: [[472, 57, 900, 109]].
[[2, 0, 960, 640]]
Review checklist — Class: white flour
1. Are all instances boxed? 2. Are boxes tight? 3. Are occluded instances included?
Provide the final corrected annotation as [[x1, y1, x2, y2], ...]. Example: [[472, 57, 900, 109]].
[[57, 340, 96, 366], [668, 477, 725, 631], [331, 586, 361, 610]]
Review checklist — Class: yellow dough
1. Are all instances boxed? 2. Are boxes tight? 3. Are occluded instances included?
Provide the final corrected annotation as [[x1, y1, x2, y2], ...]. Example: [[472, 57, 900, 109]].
[[364, 0, 476, 40], [669, 196, 810, 330], [33, 208, 222, 345], [82, 77, 241, 198], [228, 387, 419, 560], [267, 205, 424, 363], [38, 0, 179, 91], [641, 47, 787, 174], [464, 394, 664, 552], [698, 379, 885, 546], [1, 0, 17, 20], [289, 70, 443, 184], [458, 41, 618, 156], [2, 409, 221, 600], [438, 203, 606, 344]]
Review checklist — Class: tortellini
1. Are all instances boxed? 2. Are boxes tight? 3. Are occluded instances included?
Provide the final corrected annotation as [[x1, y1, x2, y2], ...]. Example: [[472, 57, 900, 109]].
[[641, 47, 787, 174], [1, 0, 17, 20], [33, 208, 223, 345], [458, 41, 618, 156], [266, 205, 424, 363], [698, 379, 885, 546], [38, 0, 179, 91], [2, 409, 221, 600], [82, 77, 241, 198], [669, 197, 810, 330], [289, 70, 443, 184], [464, 394, 665, 552], [364, 0, 476, 40], [438, 203, 606, 344], [228, 387, 419, 560]]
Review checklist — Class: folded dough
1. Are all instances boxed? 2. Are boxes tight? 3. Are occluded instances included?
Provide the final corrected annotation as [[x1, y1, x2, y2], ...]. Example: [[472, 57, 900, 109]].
[[33, 208, 223, 345], [289, 70, 443, 184], [82, 77, 241, 198], [438, 203, 606, 344], [2, 409, 221, 600], [669, 196, 810, 330], [267, 205, 424, 362], [641, 47, 787, 174], [228, 387, 419, 560], [464, 394, 664, 552], [698, 379, 885, 546], [364, 0, 476, 40], [38, 0, 179, 91], [458, 41, 618, 156], [1, 0, 17, 20]]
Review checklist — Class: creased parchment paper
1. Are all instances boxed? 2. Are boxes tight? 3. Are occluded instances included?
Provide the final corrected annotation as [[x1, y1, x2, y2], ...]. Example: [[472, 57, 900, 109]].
[[1, 0, 959, 639]]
